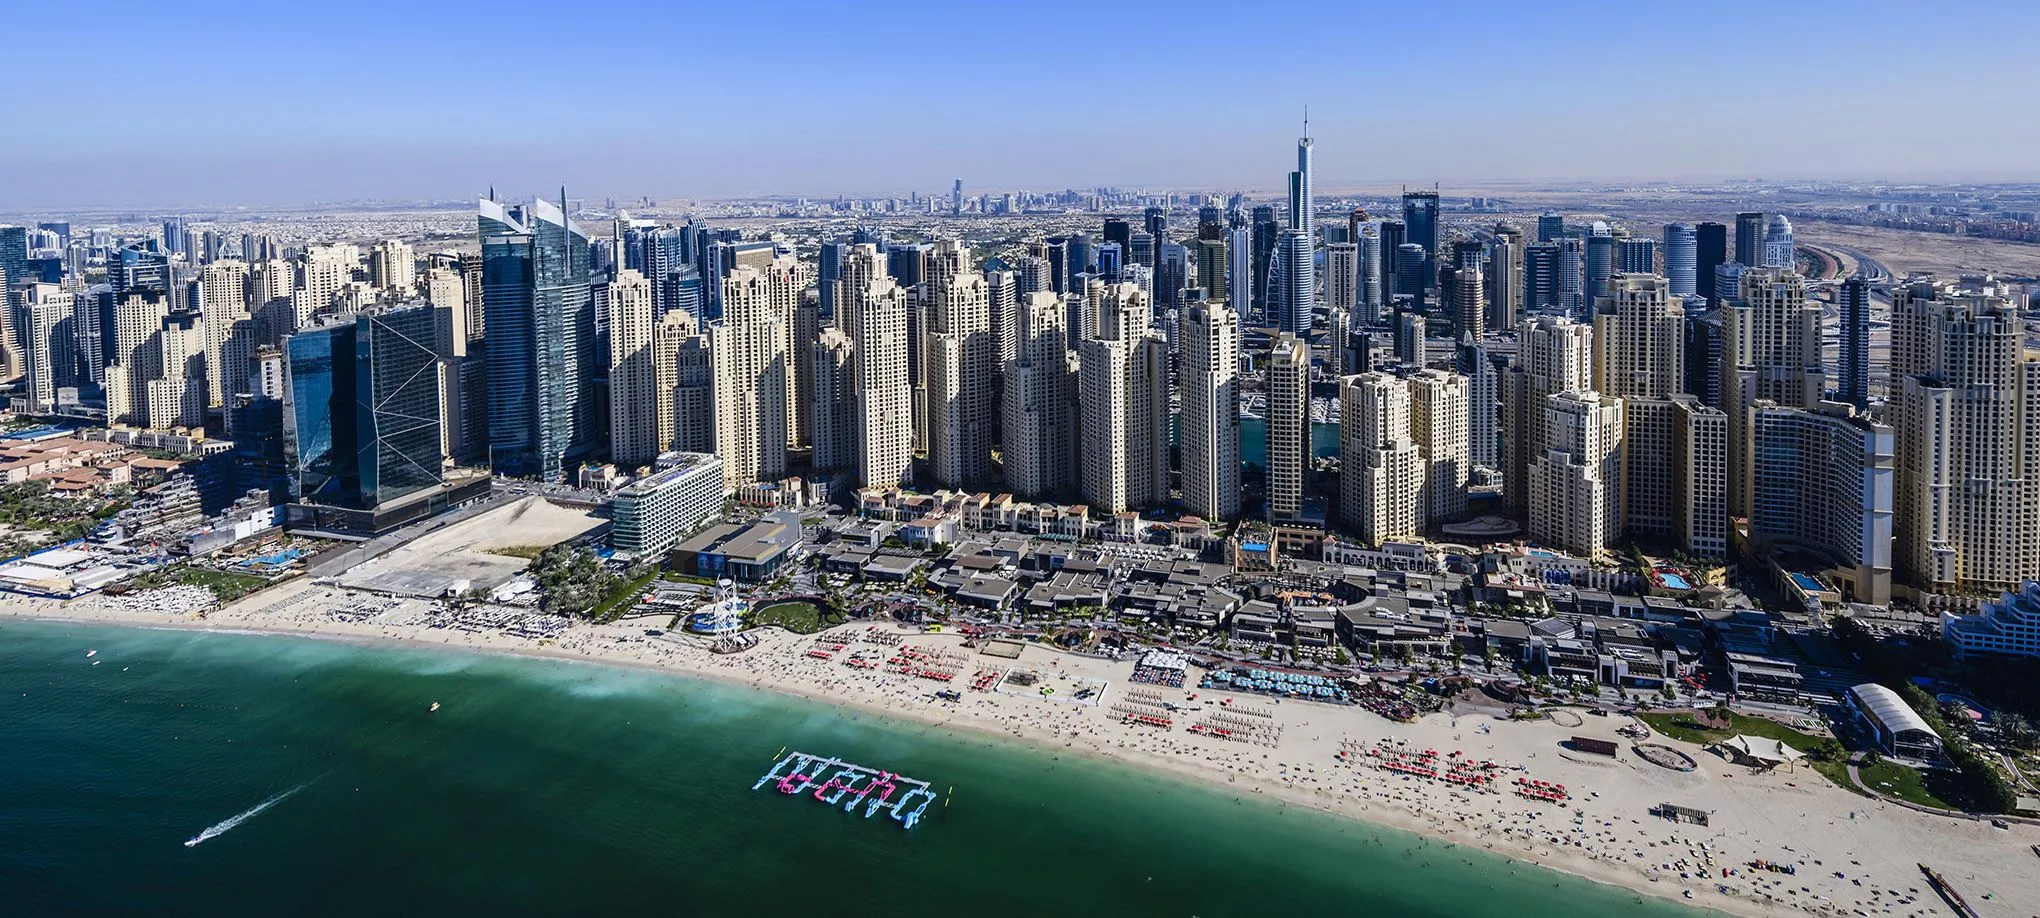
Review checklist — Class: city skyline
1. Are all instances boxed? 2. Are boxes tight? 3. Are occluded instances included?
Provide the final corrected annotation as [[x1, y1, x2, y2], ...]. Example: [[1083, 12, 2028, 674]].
[[8, 0, 2040, 209]]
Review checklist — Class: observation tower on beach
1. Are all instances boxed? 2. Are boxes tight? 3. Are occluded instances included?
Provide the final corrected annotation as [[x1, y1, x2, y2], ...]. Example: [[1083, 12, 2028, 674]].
[[689, 579, 755, 652]]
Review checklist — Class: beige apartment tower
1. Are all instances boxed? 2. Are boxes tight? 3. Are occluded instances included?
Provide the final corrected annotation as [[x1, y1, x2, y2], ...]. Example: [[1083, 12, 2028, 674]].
[[1180, 301, 1241, 521], [605, 269, 659, 467], [1890, 281, 2040, 592], [1266, 332, 1310, 522], [1003, 292, 1075, 499], [1338, 372, 1425, 545]]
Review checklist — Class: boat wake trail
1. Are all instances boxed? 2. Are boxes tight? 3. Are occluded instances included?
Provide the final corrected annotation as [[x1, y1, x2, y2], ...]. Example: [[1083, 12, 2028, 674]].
[[182, 781, 313, 848]]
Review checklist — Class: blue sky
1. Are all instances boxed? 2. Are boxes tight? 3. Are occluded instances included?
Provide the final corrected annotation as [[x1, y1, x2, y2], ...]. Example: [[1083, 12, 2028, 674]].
[[7, 0, 2037, 208]]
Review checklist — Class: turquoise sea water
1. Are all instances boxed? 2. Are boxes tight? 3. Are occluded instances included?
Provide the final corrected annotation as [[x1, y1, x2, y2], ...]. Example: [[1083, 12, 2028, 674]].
[[0, 621, 1711, 917]]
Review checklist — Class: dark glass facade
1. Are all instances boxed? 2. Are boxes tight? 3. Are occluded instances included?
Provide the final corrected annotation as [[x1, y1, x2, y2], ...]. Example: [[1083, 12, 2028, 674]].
[[480, 197, 593, 482], [284, 305, 444, 510]]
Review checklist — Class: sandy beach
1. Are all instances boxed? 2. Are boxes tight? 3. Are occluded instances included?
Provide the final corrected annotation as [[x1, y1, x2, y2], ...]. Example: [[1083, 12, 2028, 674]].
[[8, 578, 2036, 918]]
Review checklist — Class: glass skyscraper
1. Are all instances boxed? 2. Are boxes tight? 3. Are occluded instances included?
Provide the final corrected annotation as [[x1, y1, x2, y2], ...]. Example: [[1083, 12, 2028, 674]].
[[1693, 222, 1727, 304], [480, 195, 593, 483], [1838, 275, 1871, 408], [1402, 191, 1440, 257], [1277, 134, 1316, 336], [284, 305, 445, 510], [1585, 225, 1615, 302], [1662, 223, 1697, 297]]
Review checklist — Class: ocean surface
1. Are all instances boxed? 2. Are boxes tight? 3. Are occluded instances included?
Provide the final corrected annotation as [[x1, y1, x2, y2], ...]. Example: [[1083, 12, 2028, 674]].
[[0, 621, 1711, 917]]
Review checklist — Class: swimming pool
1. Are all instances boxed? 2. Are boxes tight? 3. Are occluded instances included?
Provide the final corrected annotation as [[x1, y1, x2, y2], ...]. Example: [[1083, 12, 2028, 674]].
[[1656, 571, 1691, 591]]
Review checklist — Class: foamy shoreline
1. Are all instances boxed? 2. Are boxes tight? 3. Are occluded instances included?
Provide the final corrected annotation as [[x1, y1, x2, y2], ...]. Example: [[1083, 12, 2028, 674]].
[[7, 580, 2032, 918]]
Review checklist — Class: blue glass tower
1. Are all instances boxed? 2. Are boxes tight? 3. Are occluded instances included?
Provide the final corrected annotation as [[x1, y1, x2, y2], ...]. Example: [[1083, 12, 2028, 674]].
[[480, 195, 593, 482], [1585, 225, 1615, 302], [1663, 223, 1698, 297], [284, 305, 444, 510], [817, 242, 848, 319], [1277, 132, 1316, 336], [1838, 275, 1871, 408], [1617, 237, 1656, 275]]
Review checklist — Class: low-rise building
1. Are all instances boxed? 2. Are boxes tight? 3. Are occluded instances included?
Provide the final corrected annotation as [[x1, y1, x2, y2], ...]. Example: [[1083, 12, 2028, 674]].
[[671, 516, 801, 583], [1845, 683, 1942, 760], [1942, 580, 2040, 658]]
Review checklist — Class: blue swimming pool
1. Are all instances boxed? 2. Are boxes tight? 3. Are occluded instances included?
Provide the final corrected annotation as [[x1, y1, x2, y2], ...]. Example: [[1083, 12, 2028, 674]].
[[1656, 572, 1691, 590]]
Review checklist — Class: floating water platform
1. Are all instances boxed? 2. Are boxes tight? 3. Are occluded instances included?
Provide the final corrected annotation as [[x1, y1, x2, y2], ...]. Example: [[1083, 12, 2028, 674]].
[[752, 751, 939, 829]]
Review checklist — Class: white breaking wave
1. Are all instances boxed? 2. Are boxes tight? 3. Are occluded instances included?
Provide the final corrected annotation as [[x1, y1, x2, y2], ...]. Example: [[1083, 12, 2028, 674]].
[[182, 782, 311, 848]]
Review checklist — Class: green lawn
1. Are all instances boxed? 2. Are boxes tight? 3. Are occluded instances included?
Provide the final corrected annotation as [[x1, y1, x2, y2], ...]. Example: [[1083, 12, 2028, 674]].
[[1637, 711, 1828, 750], [589, 570, 659, 624], [1857, 759, 1960, 810], [748, 600, 826, 634], [132, 566, 274, 602], [488, 545, 550, 560], [180, 567, 272, 600], [1638, 711, 1853, 788]]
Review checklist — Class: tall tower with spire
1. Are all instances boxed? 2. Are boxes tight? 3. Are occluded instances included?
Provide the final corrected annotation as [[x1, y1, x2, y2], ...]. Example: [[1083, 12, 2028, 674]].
[[1276, 117, 1316, 335]]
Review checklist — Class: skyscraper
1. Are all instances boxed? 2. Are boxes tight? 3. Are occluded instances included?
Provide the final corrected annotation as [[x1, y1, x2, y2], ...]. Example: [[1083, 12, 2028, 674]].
[[1584, 223, 1616, 303], [1557, 237, 1585, 314], [1452, 263, 1485, 342], [1593, 273, 1727, 555], [1377, 221, 1405, 300], [1402, 190, 1440, 258], [1003, 291, 1074, 498], [837, 244, 912, 490], [1838, 274, 1871, 408], [283, 305, 444, 512], [1617, 237, 1656, 275], [1356, 222, 1384, 325], [1536, 210, 1565, 244], [1722, 266, 1822, 518], [1180, 302, 1241, 521], [1249, 205, 1280, 321], [1502, 316, 1593, 514], [1527, 391, 1625, 558], [1693, 222, 1728, 306], [1524, 242, 1560, 311], [1761, 214, 1795, 269], [199, 260, 253, 410], [1734, 212, 1765, 268], [1276, 132, 1316, 335], [15, 283, 74, 413], [1890, 280, 2040, 592], [1078, 284, 1167, 512], [1323, 242, 1359, 333], [1593, 274, 1685, 401], [810, 327, 856, 473], [105, 292, 170, 427], [369, 240, 415, 292], [1652, 224, 1692, 300], [1454, 337, 1500, 468], [1751, 402, 1894, 604], [1266, 333, 1309, 522], [479, 195, 594, 482], [926, 267, 993, 487], [1191, 236, 1228, 303], [1484, 225, 1523, 333], [1409, 369, 1470, 523], [605, 269, 659, 467], [710, 265, 792, 489], [1339, 372, 1424, 545]]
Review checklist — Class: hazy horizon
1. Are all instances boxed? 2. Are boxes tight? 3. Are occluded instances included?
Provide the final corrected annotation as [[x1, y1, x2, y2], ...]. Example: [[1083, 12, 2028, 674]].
[[9, 0, 2037, 212]]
